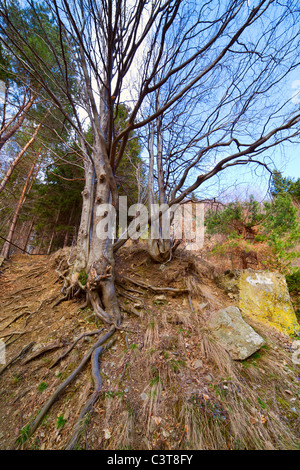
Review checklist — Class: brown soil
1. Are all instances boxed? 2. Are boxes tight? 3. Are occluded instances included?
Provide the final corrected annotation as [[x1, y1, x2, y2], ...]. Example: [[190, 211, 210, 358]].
[[0, 246, 299, 450]]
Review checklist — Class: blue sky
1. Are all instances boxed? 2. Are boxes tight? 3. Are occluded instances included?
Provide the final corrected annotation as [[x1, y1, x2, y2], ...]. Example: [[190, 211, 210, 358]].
[[276, 144, 300, 179], [191, 139, 300, 204]]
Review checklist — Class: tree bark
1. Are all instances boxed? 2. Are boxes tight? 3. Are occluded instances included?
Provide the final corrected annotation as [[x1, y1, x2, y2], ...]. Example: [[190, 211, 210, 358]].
[[70, 139, 121, 326], [1, 157, 38, 259], [85, 139, 122, 326], [72, 157, 95, 275], [23, 218, 35, 253], [47, 209, 60, 255], [147, 113, 171, 263]]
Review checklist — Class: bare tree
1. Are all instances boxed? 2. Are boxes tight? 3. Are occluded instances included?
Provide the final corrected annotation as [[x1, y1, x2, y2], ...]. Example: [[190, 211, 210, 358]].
[[1, 0, 300, 329]]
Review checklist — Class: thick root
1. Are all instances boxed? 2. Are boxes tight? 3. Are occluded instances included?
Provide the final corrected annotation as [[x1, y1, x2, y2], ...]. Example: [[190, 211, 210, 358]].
[[65, 337, 116, 450], [14, 326, 116, 448]]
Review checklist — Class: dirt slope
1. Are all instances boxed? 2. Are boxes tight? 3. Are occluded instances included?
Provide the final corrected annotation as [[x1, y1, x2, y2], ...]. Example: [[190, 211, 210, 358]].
[[0, 247, 299, 450]]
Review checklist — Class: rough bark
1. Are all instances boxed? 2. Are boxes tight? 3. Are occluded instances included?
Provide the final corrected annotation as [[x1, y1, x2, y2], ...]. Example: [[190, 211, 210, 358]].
[[85, 139, 122, 326], [147, 114, 171, 263]]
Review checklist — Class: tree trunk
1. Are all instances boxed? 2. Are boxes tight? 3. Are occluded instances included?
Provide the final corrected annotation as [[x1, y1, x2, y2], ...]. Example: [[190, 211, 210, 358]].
[[1, 158, 37, 259], [72, 158, 95, 275], [86, 139, 121, 326], [63, 206, 74, 248], [47, 209, 60, 255], [71, 141, 121, 327], [23, 218, 35, 253], [147, 116, 171, 263]]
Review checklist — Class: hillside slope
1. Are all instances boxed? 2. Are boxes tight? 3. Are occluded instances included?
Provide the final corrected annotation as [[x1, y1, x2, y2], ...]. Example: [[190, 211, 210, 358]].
[[0, 248, 299, 450]]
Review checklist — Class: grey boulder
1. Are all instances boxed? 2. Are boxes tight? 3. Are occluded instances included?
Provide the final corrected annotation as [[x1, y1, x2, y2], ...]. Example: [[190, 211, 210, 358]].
[[207, 306, 265, 360]]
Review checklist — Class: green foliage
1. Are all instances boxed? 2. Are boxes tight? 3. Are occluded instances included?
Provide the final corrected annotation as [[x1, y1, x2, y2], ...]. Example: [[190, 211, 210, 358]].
[[56, 414, 66, 429], [16, 424, 31, 445], [286, 269, 300, 313], [37, 382, 48, 393], [205, 183, 300, 273], [205, 196, 263, 239], [271, 171, 300, 202], [29, 153, 84, 252], [114, 104, 146, 206], [286, 269, 300, 295], [257, 396, 268, 410], [0, 42, 11, 83], [78, 270, 87, 286], [262, 194, 300, 271]]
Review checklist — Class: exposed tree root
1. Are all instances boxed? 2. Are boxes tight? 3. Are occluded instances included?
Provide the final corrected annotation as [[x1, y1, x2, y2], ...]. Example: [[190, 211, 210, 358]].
[[49, 329, 104, 369], [116, 281, 144, 295], [53, 294, 69, 307], [14, 326, 116, 448], [120, 275, 189, 294], [0, 328, 39, 340], [22, 340, 65, 365], [65, 336, 116, 450], [119, 299, 142, 318], [0, 342, 35, 377], [1, 310, 32, 329], [116, 286, 145, 309]]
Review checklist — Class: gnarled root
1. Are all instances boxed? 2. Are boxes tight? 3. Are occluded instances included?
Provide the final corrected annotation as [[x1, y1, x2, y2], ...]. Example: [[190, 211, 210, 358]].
[[14, 326, 116, 448], [65, 336, 116, 450]]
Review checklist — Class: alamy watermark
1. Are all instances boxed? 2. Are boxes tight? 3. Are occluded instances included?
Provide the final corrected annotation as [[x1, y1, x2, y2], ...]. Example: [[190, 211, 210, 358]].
[[0, 80, 5, 104], [95, 197, 205, 250], [0, 340, 5, 365], [291, 340, 300, 365]]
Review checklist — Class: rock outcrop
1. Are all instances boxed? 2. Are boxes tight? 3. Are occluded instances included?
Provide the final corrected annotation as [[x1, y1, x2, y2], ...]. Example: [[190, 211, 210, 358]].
[[208, 306, 265, 360], [216, 269, 300, 337]]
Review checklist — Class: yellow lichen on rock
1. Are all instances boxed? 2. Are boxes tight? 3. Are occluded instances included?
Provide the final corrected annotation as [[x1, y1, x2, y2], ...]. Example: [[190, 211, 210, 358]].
[[238, 271, 300, 337]]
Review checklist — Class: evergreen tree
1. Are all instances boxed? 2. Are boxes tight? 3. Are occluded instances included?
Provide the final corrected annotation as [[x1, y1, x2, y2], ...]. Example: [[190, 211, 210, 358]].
[[271, 171, 300, 202]]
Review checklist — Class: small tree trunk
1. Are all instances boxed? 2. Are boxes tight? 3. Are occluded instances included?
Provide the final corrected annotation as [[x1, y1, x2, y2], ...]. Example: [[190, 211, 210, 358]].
[[1, 159, 37, 259], [147, 115, 171, 263], [47, 209, 61, 255], [63, 206, 74, 247], [24, 218, 35, 253]]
